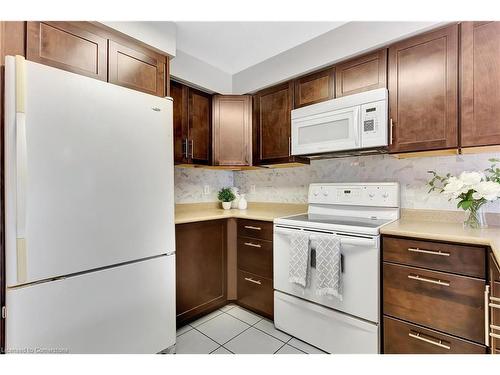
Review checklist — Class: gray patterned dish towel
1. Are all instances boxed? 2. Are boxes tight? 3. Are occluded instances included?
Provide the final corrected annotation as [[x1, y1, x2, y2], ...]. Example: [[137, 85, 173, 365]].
[[311, 233, 342, 300], [288, 231, 310, 287]]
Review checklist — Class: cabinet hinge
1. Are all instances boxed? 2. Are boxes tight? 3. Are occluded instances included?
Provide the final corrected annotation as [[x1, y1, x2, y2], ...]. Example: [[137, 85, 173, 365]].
[[1, 306, 6, 319]]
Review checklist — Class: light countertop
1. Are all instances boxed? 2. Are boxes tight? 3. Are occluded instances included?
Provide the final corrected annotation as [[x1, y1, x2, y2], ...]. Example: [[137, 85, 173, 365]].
[[381, 213, 500, 264], [175, 202, 307, 225]]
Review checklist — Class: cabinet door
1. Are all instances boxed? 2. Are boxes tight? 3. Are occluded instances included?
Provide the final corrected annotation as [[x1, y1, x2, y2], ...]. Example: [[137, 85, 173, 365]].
[[188, 88, 212, 165], [212, 95, 252, 166], [388, 25, 458, 153], [335, 49, 387, 97], [108, 40, 165, 97], [294, 67, 335, 108], [461, 22, 500, 148], [26, 21, 107, 81], [490, 252, 500, 353], [171, 80, 189, 164], [253, 81, 294, 164], [175, 220, 227, 326]]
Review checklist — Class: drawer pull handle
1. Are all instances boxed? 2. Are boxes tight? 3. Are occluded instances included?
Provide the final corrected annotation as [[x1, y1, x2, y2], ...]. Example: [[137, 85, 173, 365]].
[[491, 332, 500, 339], [491, 296, 500, 303], [407, 247, 450, 257], [244, 277, 262, 285], [408, 331, 451, 350], [490, 303, 500, 310], [491, 324, 500, 331], [408, 274, 450, 287], [244, 242, 262, 248], [244, 225, 261, 230]]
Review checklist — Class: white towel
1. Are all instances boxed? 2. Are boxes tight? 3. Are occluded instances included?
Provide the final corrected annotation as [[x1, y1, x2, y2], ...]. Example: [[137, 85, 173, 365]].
[[288, 232, 310, 287], [312, 234, 342, 300]]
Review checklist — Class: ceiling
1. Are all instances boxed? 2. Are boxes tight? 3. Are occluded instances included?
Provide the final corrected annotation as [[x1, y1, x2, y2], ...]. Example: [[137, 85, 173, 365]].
[[174, 22, 346, 74]]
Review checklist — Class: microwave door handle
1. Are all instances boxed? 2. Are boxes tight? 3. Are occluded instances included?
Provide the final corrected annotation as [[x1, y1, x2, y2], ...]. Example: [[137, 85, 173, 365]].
[[353, 107, 360, 147]]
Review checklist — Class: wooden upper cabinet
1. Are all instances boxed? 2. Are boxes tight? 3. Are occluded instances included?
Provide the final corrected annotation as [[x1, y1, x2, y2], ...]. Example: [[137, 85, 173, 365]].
[[108, 40, 165, 97], [335, 49, 387, 97], [388, 24, 458, 153], [27, 21, 107, 81], [212, 95, 252, 166], [461, 22, 500, 148], [171, 80, 189, 164], [294, 67, 335, 108], [253, 81, 294, 164], [188, 88, 212, 165]]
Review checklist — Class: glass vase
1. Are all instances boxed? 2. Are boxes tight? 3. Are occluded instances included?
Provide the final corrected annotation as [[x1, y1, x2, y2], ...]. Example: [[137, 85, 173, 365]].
[[463, 202, 487, 229]]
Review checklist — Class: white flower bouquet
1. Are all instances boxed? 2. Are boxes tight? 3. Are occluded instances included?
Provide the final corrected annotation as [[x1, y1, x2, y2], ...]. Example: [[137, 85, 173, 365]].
[[428, 159, 500, 228]]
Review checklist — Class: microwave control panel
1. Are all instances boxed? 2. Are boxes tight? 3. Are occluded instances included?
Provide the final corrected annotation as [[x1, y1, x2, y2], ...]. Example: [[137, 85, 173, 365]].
[[360, 100, 388, 148]]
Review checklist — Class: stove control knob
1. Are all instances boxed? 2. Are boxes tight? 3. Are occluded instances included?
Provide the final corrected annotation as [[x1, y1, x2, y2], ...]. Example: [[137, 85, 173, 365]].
[[313, 190, 319, 197], [368, 193, 375, 198], [382, 192, 389, 199], [323, 190, 329, 196]]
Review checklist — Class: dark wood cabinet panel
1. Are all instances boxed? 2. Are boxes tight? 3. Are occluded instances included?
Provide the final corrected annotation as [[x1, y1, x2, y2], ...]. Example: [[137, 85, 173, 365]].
[[253, 81, 295, 165], [237, 270, 273, 319], [335, 49, 387, 97], [490, 252, 500, 352], [388, 24, 458, 153], [384, 316, 487, 354], [188, 88, 212, 165], [108, 40, 165, 97], [383, 236, 486, 278], [175, 220, 227, 326], [237, 219, 273, 241], [383, 262, 485, 343], [171, 80, 189, 164], [212, 95, 252, 166], [294, 67, 335, 108], [27, 21, 107, 81], [461, 22, 500, 148], [237, 237, 273, 279]]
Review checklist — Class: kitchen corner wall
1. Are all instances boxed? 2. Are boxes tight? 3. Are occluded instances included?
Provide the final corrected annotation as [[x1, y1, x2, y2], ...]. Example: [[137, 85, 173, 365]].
[[175, 152, 500, 213]]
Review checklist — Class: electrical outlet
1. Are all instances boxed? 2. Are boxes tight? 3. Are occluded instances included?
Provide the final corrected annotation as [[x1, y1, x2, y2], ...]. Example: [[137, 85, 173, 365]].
[[203, 185, 210, 195], [250, 185, 256, 194]]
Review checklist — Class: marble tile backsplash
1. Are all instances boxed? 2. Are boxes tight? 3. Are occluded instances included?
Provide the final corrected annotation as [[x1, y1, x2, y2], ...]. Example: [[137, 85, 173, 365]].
[[176, 152, 500, 213]]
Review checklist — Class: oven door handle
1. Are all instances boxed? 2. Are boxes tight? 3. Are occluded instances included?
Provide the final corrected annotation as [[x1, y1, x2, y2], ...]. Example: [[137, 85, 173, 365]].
[[274, 226, 376, 247]]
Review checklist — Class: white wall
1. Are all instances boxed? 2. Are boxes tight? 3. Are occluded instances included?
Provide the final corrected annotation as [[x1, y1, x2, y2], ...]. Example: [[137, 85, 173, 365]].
[[170, 50, 233, 94], [101, 21, 177, 56], [232, 21, 445, 94]]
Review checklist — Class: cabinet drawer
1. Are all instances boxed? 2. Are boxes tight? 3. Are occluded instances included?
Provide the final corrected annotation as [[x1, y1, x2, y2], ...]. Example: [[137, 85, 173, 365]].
[[237, 237, 273, 279], [383, 316, 487, 354], [237, 219, 273, 241], [383, 262, 485, 343], [383, 236, 486, 278], [237, 270, 273, 318]]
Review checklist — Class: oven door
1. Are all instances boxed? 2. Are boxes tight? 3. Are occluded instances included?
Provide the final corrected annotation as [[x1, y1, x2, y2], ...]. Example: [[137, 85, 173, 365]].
[[291, 105, 360, 155], [273, 225, 379, 323]]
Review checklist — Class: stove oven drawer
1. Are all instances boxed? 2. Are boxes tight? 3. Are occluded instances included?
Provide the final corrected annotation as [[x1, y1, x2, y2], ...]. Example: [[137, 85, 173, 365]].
[[383, 262, 485, 343], [384, 316, 487, 354], [238, 219, 273, 241], [383, 236, 486, 278], [237, 270, 273, 318]]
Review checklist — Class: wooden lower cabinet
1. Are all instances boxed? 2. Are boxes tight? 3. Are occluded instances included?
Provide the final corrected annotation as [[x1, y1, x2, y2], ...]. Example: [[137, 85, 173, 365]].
[[490, 252, 500, 353], [236, 219, 274, 319], [384, 316, 487, 354], [382, 235, 490, 353], [237, 270, 273, 319], [175, 220, 227, 326]]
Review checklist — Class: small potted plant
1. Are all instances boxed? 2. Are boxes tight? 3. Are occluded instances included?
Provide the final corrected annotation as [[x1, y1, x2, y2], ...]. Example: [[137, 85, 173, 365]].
[[218, 187, 235, 210]]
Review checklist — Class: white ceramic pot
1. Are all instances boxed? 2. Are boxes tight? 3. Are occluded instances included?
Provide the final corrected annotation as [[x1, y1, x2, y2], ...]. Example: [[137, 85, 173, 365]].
[[238, 194, 248, 210], [222, 201, 232, 210]]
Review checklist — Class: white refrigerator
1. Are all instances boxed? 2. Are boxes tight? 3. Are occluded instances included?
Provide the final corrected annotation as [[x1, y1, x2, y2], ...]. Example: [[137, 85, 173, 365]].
[[3, 56, 176, 353]]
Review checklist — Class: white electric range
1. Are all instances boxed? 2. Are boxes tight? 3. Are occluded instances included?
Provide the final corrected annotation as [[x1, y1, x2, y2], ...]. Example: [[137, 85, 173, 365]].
[[273, 182, 400, 354]]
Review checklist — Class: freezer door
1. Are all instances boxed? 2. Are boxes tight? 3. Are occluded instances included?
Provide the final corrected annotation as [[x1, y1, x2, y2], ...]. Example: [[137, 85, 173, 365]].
[[5, 58, 175, 286], [5, 255, 175, 354]]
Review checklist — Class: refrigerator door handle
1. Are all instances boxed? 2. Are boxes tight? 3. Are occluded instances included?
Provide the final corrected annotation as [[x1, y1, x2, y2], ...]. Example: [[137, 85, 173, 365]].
[[15, 56, 28, 284]]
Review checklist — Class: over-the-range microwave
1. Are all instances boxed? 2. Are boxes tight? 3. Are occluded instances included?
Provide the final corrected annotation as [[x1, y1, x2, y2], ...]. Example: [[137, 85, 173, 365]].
[[291, 88, 388, 157]]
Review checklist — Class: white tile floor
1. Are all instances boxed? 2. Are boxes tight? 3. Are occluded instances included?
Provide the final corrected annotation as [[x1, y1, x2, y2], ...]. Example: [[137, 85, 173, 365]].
[[175, 304, 327, 354]]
